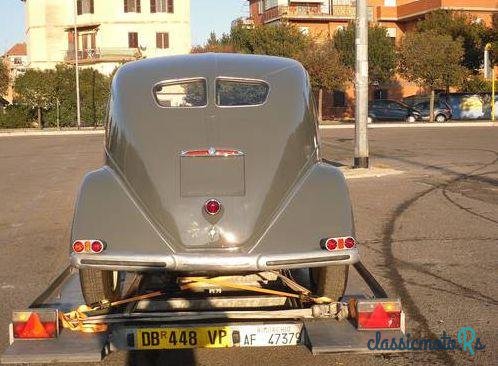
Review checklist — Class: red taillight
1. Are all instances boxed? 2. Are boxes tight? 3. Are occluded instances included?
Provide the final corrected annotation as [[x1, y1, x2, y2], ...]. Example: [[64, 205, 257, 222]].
[[12, 309, 59, 339], [72, 240, 105, 253], [324, 238, 338, 251], [91, 240, 104, 253], [356, 299, 403, 331], [344, 237, 356, 248], [182, 148, 243, 157], [72, 241, 85, 253], [204, 199, 221, 215], [321, 236, 356, 251]]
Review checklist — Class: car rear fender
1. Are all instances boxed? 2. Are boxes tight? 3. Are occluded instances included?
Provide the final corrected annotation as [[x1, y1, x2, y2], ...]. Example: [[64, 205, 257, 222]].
[[251, 162, 356, 256], [70, 167, 173, 256]]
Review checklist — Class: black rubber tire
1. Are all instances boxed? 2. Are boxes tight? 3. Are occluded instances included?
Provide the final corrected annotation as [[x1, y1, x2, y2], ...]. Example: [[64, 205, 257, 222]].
[[435, 114, 447, 122], [311, 265, 349, 301], [79, 268, 122, 306]]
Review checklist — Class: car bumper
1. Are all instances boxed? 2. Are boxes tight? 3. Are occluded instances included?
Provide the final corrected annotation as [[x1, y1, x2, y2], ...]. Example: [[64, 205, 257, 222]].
[[70, 249, 360, 272]]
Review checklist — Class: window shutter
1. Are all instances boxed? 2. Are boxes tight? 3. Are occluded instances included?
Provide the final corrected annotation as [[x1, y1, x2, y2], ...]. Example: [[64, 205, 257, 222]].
[[167, 0, 174, 13], [150, 0, 156, 13], [90, 0, 94, 13], [129, 32, 138, 48], [77, 0, 82, 15], [156, 33, 161, 48], [164, 33, 169, 48], [137, 0, 141, 12], [124, 0, 128, 12]]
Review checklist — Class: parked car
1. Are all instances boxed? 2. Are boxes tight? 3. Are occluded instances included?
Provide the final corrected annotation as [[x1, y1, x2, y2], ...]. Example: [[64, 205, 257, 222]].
[[368, 99, 421, 123], [70, 53, 359, 306], [412, 100, 452, 122]]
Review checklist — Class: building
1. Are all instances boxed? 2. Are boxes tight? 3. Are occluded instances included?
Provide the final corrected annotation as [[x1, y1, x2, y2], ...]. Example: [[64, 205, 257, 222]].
[[22, 0, 191, 75], [1, 43, 28, 103], [245, 1, 498, 118], [247, 0, 497, 42]]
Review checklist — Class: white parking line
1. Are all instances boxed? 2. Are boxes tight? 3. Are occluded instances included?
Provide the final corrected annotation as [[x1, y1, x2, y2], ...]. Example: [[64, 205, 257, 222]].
[[0, 129, 105, 137]]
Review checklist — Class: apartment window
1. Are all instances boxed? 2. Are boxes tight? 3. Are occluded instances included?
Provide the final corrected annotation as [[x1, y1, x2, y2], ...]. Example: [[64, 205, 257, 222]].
[[151, 0, 173, 13], [332, 0, 352, 5], [128, 32, 139, 48], [156, 32, 169, 49], [384, 0, 396, 6], [124, 0, 141, 13], [333, 91, 346, 107], [77, 0, 94, 15]]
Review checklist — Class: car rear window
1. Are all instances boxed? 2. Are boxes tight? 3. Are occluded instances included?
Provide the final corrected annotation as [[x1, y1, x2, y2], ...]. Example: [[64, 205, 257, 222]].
[[216, 79, 269, 106], [154, 79, 207, 108]]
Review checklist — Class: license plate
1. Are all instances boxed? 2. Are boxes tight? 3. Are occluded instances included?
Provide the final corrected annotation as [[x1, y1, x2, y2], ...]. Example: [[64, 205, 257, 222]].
[[135, 323, 303, 350], [137, 327, 231, 349]]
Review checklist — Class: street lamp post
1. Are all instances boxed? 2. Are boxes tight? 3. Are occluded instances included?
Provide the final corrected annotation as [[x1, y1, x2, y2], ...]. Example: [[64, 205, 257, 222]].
[[73, 0, 81, 129], [354, 0, 369, 168]]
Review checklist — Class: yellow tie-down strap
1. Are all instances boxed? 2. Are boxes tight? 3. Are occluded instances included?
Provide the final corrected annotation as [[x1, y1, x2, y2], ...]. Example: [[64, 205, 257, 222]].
[[60, 274, 331, 333]]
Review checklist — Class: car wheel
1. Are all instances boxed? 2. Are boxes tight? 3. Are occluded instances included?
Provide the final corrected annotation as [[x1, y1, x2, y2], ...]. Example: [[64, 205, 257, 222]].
[[79, 268, 123, 306], [435, 114, 447, 122], [405, 115, 416, 123], [310, 265, 349, 301]]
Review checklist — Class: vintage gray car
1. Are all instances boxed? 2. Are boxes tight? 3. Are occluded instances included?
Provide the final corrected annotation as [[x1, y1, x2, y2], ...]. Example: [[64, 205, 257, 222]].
[[70, 53, 359, 305]]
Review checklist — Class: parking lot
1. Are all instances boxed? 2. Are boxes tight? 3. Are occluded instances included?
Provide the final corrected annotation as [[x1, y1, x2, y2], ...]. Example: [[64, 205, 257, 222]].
[[0, 126, 497, 365]]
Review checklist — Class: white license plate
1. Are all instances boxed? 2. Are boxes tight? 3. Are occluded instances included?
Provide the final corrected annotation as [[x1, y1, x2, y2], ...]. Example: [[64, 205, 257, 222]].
[[233, 323, 304, 347]]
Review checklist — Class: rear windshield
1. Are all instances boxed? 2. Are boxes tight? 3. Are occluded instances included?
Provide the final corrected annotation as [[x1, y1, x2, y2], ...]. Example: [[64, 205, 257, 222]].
[[154, 79, 207, 108], [216, 79, 269, 106]]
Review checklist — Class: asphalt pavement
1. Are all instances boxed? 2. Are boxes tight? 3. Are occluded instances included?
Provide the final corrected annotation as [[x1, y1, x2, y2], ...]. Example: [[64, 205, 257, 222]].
[[0, 127, 497, 365]]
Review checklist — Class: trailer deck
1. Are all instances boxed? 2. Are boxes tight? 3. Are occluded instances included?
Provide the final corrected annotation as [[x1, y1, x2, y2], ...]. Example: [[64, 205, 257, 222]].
[[1, 263, 405, 364]]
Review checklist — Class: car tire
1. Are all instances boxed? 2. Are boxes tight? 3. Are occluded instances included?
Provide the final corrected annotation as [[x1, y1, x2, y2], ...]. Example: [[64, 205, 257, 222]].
[[435, 114, 447, 122], [405, 115, 416, 123], [79, 268, 123, 306], [311, 265, 349, 301]]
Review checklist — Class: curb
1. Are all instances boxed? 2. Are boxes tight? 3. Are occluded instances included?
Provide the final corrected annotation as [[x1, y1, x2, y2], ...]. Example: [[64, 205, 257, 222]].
[[320, 122, 498, 129], [0, 130, 105, 137]]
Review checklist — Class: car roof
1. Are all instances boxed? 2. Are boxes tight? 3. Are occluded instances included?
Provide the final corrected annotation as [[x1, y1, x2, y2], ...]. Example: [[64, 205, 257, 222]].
[[116, 53, 303, 83]]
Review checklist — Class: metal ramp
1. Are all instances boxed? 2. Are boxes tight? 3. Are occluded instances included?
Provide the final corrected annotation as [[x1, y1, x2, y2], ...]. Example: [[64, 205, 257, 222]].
[[1, 263, 405, 364]]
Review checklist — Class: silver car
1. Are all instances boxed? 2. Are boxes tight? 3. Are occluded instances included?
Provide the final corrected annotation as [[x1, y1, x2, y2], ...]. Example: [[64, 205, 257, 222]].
[[70, 53, 360, 305]]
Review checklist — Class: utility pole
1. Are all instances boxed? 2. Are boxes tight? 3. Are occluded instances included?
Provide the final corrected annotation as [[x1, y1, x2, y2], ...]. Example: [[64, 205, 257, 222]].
[[73, 0, 81, 129], [354, 0, 369, 169]]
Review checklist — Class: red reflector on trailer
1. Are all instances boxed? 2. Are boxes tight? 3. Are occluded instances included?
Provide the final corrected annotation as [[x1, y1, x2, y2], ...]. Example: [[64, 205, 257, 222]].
[[72, 239, 105, 254], [356, 299, 403, 331], [91, 240, 104, 253], [12, 309, 59, 340]]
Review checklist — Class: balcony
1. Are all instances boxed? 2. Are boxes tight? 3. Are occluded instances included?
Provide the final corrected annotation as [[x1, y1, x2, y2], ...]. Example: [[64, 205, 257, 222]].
[[377, 0, 498, 21], [65, 48, 140, 64], [262, 5, 374, 23]]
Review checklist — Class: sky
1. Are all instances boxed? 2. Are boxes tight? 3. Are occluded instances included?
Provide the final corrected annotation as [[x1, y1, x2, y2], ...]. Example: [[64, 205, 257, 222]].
[[0, 0, 248, 54]]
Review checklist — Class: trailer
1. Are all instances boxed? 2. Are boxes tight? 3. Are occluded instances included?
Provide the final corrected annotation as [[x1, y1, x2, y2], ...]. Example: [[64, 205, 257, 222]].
[[1, 262, 405, 364]]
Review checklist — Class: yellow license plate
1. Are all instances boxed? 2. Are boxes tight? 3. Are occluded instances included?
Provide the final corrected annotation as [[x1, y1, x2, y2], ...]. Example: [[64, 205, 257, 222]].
[[136, 327, 232, 349]]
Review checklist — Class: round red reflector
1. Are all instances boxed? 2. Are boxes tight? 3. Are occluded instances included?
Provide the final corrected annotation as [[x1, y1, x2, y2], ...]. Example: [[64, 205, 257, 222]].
[[91, 240, 104, 253], [204, 199, 221, 215], [345, 237, 356, 249], [72, 241, 85, 253], [325, 239, 338, 251]]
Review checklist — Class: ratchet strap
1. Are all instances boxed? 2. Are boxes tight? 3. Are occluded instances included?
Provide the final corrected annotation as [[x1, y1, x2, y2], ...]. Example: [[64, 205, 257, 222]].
[[60, 290, 164, 333], [180, 274, 333, 304], [60, 272, 332, 333]]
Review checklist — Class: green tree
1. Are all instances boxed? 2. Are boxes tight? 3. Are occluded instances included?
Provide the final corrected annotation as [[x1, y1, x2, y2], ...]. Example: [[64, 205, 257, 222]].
[[298, 41, 348, 121], [333, 23, 396, 85], [231, 24, 311, 58], [191, 32, 235, 53], [416, 10, 491, 71], [14, 69, 56, 128], [399, 31, 468, 122], [0, 61, 9, 97]]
